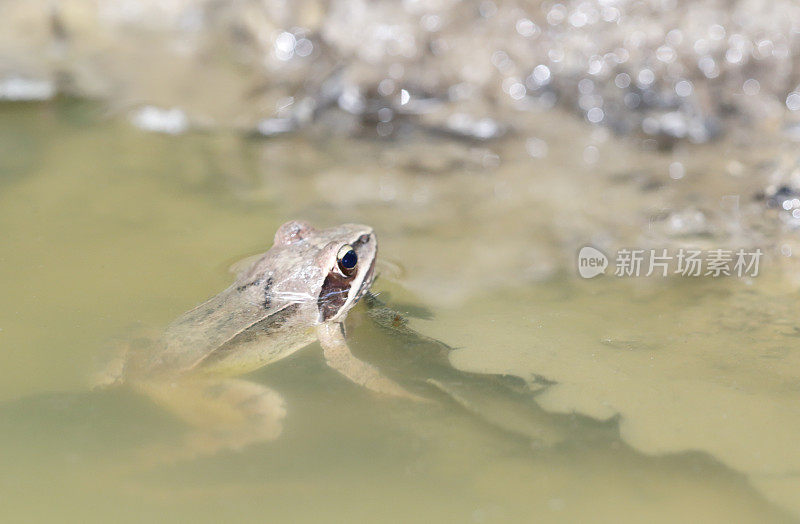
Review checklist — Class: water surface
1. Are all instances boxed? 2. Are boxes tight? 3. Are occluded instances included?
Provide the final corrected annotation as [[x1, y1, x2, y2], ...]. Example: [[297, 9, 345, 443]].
[[1, 101, 798, 522]]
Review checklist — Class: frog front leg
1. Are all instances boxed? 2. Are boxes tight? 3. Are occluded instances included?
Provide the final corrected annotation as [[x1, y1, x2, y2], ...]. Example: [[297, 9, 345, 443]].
[[317, 322, 422, 400]]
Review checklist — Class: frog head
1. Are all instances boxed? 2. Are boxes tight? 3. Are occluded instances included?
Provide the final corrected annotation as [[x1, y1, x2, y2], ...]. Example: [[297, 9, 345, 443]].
[[271, 220, 377, 324]]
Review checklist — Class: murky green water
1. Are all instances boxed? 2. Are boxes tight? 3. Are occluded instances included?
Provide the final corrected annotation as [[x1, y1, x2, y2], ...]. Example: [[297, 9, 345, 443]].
[[1, 101, 799, 522]]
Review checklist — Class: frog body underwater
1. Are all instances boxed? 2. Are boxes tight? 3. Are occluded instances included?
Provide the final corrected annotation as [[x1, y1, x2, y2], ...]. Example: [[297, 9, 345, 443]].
[[98, 220, 411, 456]]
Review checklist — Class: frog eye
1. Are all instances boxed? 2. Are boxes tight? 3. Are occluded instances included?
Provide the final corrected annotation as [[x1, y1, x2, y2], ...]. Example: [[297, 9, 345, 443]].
[[336, 244, 358, 276]]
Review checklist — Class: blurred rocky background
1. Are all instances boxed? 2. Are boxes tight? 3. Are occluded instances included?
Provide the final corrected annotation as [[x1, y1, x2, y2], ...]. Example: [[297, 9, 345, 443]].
[[3, 0, 800, 144]]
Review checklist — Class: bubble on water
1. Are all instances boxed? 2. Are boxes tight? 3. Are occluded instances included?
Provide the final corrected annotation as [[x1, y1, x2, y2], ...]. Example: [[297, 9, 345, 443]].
[[547, 4, 567, 25], [508, 82, 527, 100], [786, 92, 800, 111], [378, 79, 395, 96], [656, 45, 676, 63], [274, 32, 296, 61], [530, 65, 551, 86], [666, 29, 683, 46], [675, 80, 693, 97], [569, 11, 588, 28], [709, 24, 726, 40], [516, 18, 538, 37], [586, 56, 602, 75], [627, 30, 646, 48], [743, 79, 760, 95], [669, 162, 685, 179], [525, 137, 548, 158], [615, 73, 631, 89], [637, 69, 655, 86], [295, 38, 313, 57], [587, 107, 604, 123], [491, 50, 511, 71], [693, 38, 710, 55], [548, 48, 565, 63], [773, 39, 790, 59], [726, 47, 743, 64], [399, 89, 410, 105], [755, 39, 774, 60], [579, 94, 599, 111], [624, 92, 641, 109], [698, 56, 719, 78]]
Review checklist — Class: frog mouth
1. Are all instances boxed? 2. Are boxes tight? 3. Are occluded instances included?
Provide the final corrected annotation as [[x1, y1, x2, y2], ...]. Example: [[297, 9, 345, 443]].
[[354, 255, 376, 302], [351, 232, 377, 303]]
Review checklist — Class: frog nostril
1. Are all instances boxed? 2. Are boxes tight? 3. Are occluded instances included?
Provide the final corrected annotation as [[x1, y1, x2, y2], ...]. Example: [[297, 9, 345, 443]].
[[357, 234, 370, 244]]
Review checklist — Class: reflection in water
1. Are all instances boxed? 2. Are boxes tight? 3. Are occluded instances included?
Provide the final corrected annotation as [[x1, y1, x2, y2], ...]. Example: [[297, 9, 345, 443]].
[[1, 101, 799, 521]]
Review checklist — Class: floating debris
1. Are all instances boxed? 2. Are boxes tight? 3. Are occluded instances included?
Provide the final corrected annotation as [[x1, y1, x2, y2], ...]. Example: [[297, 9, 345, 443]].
[[129, 106, 188, 135], [0, 77, 55, 101], [444, 113, 505, 140], [256, 118, 295, 136]]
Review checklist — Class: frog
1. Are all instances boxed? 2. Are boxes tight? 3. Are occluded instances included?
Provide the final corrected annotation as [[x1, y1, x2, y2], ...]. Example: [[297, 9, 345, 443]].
[[96, 220, 416, 459]]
